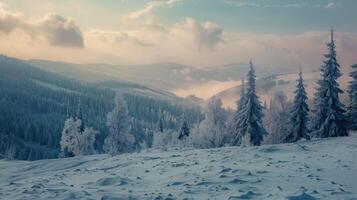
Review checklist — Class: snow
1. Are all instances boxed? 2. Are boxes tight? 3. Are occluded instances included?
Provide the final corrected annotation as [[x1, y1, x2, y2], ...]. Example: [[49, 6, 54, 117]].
[[1, 135, 357, 199]]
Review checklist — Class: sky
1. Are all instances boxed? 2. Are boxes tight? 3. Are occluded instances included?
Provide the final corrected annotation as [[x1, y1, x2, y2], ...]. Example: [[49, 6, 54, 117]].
[[0, 0, 356, 68]]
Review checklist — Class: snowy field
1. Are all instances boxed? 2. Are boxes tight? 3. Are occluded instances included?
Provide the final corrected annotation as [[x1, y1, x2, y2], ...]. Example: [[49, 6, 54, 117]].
[[1, 135, 357, 200]]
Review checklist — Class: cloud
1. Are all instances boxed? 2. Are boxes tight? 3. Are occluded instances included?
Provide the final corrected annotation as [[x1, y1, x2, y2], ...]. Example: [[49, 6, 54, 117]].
[[325, 2, 336, 9], [0, 3, 84, 48], [172, 18, 223, 49], [38, 14, 84, 48], [0, 7, 32, 34], [114, 32, 154, 47], [224, 1, 325, 8], [89, 30, 154, 47], [120, 0, 182, 32]]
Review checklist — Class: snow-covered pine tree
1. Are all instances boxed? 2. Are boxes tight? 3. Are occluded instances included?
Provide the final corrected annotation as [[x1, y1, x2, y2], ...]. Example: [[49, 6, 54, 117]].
[[231, 78, 246, 145], [263, 91, 291, 144], [284, 70, 310, 142], [60, 117, 98, 157], [192, 96, 227, 148], [76, 98, 85, 132], [237, 60, 268, 146], [178, 120, 190, 140], [60, 117, 80, 157], [348, 64, 357, 130], [311, 29, 348, 137], [103, 93, 134, 155]]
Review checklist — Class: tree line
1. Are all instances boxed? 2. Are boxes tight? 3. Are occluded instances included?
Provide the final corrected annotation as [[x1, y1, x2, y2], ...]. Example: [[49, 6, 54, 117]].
[[152, 29, 357, 150]]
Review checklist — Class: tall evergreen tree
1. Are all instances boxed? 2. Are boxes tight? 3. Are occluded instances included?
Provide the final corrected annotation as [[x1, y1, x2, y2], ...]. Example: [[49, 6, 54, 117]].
[[76, 98, 85, 132], [158, 108, 164, 133], [232, 78, 246, 145], [178, 120, 190, 140], [347, 64, 357, 130], [311, 29, 348, 137], [237, 61, 268, 146], [285, 70, 310, 142]]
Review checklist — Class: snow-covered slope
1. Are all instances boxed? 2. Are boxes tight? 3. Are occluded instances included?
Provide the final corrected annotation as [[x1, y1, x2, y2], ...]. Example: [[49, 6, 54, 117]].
[[1, 135, 357, 200]]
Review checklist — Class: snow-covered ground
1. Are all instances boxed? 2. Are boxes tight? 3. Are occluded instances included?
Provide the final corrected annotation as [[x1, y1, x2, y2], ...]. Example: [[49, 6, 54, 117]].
[[1, 135, 357, 200]]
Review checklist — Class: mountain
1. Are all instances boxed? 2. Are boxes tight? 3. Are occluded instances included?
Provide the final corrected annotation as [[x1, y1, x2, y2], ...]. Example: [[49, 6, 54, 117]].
[[0, 55, 202, 160], [1, 134, 356, 199], [28, 60, 299, 93], [216, 71, 350, 109]]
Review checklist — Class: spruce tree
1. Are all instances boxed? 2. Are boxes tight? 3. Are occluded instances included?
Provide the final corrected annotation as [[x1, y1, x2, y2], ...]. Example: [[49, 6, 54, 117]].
[[311, 29, 348, 137], [76, 98, 85, 132], [285, 70, 310, 142], [238, 61, 268, 146], [348, 64, 357, 130], [178, 120, 190, 140], [232, 78, 245, 145], [158, 108, 164, 132]]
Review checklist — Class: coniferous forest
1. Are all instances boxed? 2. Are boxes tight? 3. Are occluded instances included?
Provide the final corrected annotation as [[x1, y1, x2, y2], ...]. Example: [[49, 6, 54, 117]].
[[0, 56, 202, 160]]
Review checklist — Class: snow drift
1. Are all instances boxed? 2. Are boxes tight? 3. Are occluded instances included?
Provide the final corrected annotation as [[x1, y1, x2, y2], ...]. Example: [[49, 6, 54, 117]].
[[0, 134, 356, 199]]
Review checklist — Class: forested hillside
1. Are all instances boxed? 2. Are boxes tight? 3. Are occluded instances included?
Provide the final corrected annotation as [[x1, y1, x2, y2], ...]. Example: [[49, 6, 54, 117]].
[[0, 55, 202, 160]]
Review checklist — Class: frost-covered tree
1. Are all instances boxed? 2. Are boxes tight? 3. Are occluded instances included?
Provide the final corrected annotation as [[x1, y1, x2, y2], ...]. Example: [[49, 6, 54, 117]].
[[311, 30, 348, 137], [231, 79, 246, 145], [285, 71, 310, 142], [237, 61, 268, 146], [103, 94, 135, 155], [178, 120, 190, 140], [60, 118, 98, 157], [152, 129, 181, 149], [60, 117, 80, 157], [191, 97, 228, 148], [263, 91, 291, 144], [347, 64, 357, 130], [79, 127, 99, 155]]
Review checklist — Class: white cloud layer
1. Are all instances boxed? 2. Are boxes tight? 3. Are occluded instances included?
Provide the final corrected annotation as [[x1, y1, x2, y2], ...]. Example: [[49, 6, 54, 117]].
[[0, 1, 356, 70], [171, 18, 223, 49], [0, 4, 84, 48]]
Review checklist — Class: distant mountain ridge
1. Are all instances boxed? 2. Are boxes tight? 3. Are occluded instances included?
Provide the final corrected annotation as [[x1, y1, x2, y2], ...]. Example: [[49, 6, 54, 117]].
[[28, 59, 299, 91]]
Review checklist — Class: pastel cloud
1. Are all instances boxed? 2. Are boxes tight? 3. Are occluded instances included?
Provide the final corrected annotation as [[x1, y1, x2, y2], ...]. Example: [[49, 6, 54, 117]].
[[38, 13, 84, 48], [171, 18, 223, 49], [0, 0, 356, 70], [0, 4, 84, 48]]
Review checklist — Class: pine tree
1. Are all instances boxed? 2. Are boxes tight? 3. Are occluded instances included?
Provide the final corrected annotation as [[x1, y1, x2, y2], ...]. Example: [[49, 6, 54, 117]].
[[237, 61, 268, 146], [311, 29, 348, 137], [103, 94, 134, 155], [347, 64, 357, 130], [285, 70, 310, 142], [76, 97, 85, 132], [60, 117, 80, 157], [231, 78, 245, 145], [178, 120, 190, 140], [60, 117, 98, 157], [158, 108, 164, 133]]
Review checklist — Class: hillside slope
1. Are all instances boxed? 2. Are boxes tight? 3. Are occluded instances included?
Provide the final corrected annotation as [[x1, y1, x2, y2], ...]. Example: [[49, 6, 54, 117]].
[[0, 55, 201, 160], [1, 135, 356, 199]]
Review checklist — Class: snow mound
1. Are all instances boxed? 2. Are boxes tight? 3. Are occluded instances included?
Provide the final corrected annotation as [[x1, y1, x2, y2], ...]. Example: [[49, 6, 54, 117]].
[[1, 135, 357, 199]]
